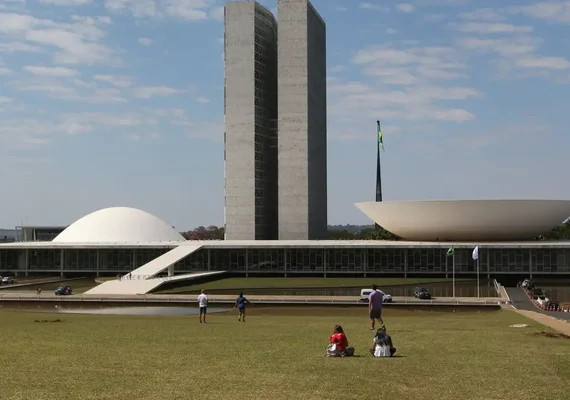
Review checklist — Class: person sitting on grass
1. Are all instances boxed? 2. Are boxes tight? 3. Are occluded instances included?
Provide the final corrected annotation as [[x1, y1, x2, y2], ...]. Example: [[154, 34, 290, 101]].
[[369, 325, 396, 357], [326, 325, 355, 357]]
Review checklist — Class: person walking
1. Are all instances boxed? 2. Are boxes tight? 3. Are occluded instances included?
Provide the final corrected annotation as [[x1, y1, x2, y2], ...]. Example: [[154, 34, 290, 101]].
[[233, 292, 250, 322], [197, 289, 208, 324], [368, 284, 386, 330]]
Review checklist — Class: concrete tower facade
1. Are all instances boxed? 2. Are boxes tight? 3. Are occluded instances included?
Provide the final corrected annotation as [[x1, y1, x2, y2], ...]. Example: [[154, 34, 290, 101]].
[[224, 1, 278, 240], [277, 0, 328, 240]]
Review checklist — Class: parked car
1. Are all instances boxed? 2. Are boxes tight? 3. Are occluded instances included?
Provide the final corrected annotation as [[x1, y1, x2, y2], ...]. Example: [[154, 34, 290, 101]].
[[359, 289, 393, 303], [536, 295, 549, 307], [55, 285, 72, 296], [1, 276, 14, 284], [413, 287, 432, 299], [545, 300, 560, 311], [521, 279, 531, 288]]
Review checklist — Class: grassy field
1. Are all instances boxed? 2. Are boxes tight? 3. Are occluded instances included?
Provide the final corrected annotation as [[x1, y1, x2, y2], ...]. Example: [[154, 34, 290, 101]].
[[157, 277, 470, 293], [0, 307, 568, 400]]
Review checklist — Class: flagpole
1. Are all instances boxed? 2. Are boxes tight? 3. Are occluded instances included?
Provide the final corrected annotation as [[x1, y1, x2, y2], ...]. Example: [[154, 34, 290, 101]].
[[452, 252, 456, 298], [375, 120, 382, 231], [477, 250, 481, 298]]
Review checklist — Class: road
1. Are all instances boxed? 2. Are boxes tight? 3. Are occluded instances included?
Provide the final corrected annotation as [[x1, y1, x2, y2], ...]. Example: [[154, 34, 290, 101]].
[[505, 287, 570, 321]]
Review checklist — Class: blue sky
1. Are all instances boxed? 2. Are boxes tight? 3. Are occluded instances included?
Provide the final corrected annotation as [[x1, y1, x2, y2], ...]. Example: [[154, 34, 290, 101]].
[[0, 0, 569, 230]]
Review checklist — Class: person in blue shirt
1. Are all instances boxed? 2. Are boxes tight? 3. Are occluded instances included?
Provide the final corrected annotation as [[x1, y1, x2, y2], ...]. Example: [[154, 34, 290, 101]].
[[233, 292, 251, 322]]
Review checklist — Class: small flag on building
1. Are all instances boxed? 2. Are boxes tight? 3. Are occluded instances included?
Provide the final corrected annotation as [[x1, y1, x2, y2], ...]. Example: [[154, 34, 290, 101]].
[[377, 120, 384, 151], [472, 245, 479, 261], [446, 246, 454, 256]]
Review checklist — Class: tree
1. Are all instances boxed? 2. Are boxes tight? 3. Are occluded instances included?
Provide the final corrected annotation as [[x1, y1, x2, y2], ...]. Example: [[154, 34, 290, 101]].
[[182, 226, 225, 240], [327, 227, 399, 241], [541, 220, 570, 240]]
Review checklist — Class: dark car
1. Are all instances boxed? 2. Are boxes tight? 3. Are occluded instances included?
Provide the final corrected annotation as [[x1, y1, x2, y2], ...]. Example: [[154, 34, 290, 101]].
[[55, 285, 72, 296], [545, 300, 560, 311], [413, 287, 432, 299]]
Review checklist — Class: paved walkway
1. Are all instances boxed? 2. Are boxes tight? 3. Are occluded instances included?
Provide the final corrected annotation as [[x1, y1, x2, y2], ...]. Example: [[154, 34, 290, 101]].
[[510, 308, 570, 336], [505, 287, 570, 321]]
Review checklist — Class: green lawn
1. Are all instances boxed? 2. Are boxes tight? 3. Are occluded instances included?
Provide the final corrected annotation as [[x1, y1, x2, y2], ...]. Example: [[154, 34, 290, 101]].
[[157, 277, 470, 293], [0, 307, 567, 400]]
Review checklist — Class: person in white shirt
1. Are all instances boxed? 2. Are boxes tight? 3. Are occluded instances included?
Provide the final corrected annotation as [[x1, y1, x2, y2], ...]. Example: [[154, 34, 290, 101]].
[[197, 289, 208, 324]]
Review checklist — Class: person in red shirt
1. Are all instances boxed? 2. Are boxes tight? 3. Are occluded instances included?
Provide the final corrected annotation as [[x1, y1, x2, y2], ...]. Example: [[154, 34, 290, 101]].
[[327, 325, 355, 357]]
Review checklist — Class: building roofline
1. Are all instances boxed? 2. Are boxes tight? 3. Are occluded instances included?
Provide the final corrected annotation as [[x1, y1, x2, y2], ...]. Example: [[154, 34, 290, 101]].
[[0, 240, 569, 249]]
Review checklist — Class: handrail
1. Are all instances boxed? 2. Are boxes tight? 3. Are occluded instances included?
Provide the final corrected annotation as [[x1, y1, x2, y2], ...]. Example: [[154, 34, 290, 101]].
[[492, 279, 502, 296]]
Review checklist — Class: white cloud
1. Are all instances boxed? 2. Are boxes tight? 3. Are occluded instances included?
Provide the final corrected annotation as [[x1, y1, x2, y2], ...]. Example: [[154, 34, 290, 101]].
[[196, 97, 209, 103], [325, 43, 480, 129], [396, 3, 415, 13], [510, 1, 570, 24], [39, 0, 92, 5], [517, 57, 570, 70], [10, 77, 128, 104], [353, 46, 467, 85], [0, 42, 43, 53], [94, 74, 132, 87], [386, 28, 398, 34], [359, 3, 389, 12], [0, 97, 12, 104], [104, 0, 222, 20], [104, 0, 159, 18], [0, 12, 117, 65], [0, 67, 12, 74], [457, 36, 570, 74], [424, 14, 445, 22], [24, 65, 78, 77], [329, 65, 346, 72], [459, 9, 505, 21], [133, 86, 184, 98], [455, 22, 533, 34], [209, 6, 224, 21], [138, 37, 152, 46], [60, 111, 159, 127]]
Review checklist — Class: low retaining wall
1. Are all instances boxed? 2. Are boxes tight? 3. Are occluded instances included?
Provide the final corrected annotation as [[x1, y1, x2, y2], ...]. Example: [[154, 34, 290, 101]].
[[0, 293, 502, 309]]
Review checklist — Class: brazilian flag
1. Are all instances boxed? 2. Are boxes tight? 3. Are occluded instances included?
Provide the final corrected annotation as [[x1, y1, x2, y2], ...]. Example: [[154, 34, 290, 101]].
[[377, 120, 384, 151], [446, 247, 454, 256]]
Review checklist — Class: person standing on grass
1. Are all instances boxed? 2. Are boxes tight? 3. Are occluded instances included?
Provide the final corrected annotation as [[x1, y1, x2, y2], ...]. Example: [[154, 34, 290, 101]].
[[197, 289, 208, 324], [233, 292, 250, 322], [368, 284, 386, 331]]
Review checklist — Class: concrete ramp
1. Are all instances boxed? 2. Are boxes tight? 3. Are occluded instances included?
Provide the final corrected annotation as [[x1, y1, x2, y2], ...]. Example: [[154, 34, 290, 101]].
[[85, 271, 224, 295], [131, 243, 203, 279], [85, 243, 216, 295]]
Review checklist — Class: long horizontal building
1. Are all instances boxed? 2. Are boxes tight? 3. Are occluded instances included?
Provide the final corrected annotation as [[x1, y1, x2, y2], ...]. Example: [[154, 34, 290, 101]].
[[0, 203, 570, 280]]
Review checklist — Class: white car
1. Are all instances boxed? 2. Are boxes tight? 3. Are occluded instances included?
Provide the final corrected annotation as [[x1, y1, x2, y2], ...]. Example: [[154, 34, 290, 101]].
[[521, 279, 531, 288], [360, 289, 392, 303], [536, 295, 549, 307], [1, 276, 14, 284]]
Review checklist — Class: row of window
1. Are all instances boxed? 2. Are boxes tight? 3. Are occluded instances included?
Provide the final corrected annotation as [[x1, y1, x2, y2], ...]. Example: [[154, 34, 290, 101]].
[[4, 248, 570, 272]]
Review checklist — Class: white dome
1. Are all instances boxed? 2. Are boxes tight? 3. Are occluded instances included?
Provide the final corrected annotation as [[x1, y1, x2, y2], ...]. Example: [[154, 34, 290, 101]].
[[355, 200, 570, 241], [53, 207, 185, 243]]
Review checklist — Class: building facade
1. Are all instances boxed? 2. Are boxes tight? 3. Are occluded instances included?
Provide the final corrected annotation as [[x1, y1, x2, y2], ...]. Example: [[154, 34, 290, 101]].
[[277, 0, 328, 240], [224, 0, 328, 241], [2, 243, 570, 277], [224, 2, 278, 240]]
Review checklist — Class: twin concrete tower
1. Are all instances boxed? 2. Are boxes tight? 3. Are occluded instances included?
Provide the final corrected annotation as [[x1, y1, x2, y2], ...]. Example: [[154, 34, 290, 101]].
[[223, 0, 328, 240]]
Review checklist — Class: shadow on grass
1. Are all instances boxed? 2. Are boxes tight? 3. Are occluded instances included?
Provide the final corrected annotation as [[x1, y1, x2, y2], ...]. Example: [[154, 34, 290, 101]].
[[527, 331, 570, 339]]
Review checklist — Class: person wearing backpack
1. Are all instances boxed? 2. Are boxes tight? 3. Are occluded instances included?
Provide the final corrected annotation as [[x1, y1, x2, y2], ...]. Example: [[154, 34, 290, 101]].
[[369, 326, 396, 357]]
